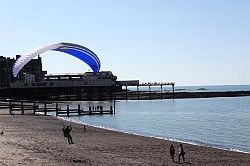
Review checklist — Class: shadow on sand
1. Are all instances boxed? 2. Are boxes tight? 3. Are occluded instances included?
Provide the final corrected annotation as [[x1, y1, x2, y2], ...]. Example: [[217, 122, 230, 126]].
[[173, 161, 193, 165]]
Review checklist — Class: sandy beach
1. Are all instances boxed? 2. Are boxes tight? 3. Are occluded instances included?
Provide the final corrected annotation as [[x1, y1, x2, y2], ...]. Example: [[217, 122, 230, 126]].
[[0, 110, 249, 166]]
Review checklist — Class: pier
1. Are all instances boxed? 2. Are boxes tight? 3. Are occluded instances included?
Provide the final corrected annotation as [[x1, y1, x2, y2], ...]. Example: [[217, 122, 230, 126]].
[[116, 81, 175, 100], [5, 70, 175, 101]]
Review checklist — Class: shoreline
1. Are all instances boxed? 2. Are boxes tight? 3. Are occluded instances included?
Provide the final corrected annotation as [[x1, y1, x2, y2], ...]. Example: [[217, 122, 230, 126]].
[[0, 110, 249, 165], [64, 116, 250, 155]]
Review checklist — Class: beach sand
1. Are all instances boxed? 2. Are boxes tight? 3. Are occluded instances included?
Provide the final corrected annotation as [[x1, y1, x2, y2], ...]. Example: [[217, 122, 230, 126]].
[[0, 111, 249, 166]]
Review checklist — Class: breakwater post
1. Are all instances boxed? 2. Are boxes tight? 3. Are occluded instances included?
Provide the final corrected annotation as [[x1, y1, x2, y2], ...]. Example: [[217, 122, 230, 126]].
[[21, 102, 24, 115], [44, 103, 47, 116], [9, 102, 12, 114], [78, 104, 81, 115], [56, 103, 59, 116], [33, 102, 36, 115], [67, 105, 69, 118]]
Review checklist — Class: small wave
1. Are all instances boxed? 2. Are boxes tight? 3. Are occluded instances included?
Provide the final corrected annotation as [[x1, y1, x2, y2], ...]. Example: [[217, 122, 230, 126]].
[[228, 148, 248, 154]]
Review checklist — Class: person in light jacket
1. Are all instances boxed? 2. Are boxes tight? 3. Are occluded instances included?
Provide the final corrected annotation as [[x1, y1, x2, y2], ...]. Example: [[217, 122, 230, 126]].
[[178, 143, 185, 162]]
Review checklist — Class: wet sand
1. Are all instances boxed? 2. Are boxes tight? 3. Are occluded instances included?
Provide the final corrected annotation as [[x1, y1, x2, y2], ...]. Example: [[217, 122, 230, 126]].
[[0, 111, 249, 165]]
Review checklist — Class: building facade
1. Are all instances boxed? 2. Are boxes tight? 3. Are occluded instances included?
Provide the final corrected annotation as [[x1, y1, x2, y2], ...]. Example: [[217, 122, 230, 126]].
[[0, 56, 14, 87], [9, 71, 121, 100], [0, 55, 46, 88], [15, 55, 47, 82]]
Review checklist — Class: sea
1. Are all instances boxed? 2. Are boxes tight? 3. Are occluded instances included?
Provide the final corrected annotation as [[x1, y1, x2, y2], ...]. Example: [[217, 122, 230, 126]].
[[56, 85, 250, 153]]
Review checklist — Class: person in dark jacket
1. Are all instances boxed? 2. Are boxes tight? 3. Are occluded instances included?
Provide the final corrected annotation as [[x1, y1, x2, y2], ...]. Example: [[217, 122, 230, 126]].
[[63, 124, 74, 144], [169, 144, 175, 162]]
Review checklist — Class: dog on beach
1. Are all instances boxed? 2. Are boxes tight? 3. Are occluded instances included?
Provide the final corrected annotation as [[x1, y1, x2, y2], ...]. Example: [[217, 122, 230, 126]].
[[0, 131, 3, 135]]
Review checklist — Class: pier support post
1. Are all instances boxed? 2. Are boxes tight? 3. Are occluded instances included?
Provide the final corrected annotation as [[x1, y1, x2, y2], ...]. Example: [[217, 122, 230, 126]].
[[172, 84, 175, 99], [137, 85, 139, 100], [114, 96, 116, 114], [160, 84, 163, 99], [125, 85, 128, 100], [149, 85, 151, 99]]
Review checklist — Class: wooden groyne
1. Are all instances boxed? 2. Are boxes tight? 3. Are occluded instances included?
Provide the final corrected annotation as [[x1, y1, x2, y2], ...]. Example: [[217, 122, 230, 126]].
[[35, 104, 114, 117], [0, 100, 114, 117]]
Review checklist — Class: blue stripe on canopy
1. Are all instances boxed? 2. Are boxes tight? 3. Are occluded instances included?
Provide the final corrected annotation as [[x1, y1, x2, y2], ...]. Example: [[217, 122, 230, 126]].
[[54, 48, 100, 73]]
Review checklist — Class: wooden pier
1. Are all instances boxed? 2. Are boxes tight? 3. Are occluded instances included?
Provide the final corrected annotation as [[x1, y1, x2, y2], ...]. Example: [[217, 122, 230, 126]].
[[0, 100, 114, 117], [116, 82, 175, 100]]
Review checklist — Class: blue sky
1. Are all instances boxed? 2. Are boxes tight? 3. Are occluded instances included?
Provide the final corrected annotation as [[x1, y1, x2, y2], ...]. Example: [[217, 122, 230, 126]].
[[0, 0, 249, 86]]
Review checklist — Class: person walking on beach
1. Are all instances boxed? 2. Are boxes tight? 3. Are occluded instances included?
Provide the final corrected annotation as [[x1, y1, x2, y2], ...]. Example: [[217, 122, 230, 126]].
[[178, 143, 185, 162], [169, 144, 175, 162], [62, 124, 74, 144], [83, 125, 87, 132]]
